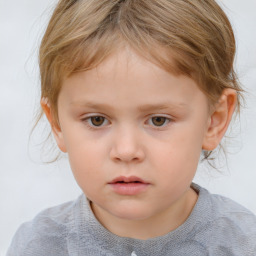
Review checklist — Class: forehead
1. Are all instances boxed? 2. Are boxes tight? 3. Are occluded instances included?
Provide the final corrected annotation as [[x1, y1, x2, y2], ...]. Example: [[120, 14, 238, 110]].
[[59, 48, 209, 112]]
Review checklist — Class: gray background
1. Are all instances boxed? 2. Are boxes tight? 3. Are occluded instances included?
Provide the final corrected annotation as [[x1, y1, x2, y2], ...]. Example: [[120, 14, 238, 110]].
[[0, 0, 255, 254]]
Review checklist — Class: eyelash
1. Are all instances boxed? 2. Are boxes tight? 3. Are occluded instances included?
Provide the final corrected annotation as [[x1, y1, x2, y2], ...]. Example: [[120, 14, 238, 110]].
[[82, 115, 172, 130], [82, 115, 110, 129], [147, 116, 171, 127]]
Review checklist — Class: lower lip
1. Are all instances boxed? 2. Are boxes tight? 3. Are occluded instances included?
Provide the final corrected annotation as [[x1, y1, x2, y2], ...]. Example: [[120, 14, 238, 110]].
[[109, 183, 150, 195]]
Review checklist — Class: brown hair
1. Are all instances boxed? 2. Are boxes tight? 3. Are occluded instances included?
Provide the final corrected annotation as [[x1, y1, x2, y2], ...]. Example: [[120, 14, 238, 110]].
[[38, 0, 243, 161]]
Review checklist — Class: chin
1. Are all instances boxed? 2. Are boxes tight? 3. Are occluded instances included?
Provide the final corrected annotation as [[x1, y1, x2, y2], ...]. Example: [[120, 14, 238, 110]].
[[110, 206, 153, 221]]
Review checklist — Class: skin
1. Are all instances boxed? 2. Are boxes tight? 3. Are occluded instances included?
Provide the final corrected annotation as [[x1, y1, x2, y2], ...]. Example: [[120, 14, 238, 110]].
[[42, 48, 236, 240]]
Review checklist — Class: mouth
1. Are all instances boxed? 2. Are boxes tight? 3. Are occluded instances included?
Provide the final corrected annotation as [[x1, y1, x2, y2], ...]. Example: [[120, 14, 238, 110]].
[[108, 176, 150, 195], [109, 176, 149, 184]]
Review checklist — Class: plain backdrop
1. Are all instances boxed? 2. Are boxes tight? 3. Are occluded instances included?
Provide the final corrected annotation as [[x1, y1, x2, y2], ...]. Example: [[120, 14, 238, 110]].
[[0, 0, 256, 255]]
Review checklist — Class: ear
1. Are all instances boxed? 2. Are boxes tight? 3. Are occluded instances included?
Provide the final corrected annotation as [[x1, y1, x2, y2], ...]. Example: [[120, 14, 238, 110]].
[[40, 98, 67, 153], [202, 89, 237, 151]]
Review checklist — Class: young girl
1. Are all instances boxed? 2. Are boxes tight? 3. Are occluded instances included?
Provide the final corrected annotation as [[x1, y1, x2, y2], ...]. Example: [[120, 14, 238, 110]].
[[7, 0, 256, 255]]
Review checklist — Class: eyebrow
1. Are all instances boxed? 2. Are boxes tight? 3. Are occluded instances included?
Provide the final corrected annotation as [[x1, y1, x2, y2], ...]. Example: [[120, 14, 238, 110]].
[[137, 103, 188, 112], [70, 101, 188, 111], [70, 101, 115, 110]]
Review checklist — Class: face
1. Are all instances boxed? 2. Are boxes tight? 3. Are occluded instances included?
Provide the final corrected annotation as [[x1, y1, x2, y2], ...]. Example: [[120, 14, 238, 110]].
[[53, 48, 212, 229]]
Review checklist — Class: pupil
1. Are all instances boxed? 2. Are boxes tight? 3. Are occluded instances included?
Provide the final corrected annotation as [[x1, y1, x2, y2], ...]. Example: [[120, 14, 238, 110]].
[[92, 116, 104, 126], [152, 117, 165, 126]]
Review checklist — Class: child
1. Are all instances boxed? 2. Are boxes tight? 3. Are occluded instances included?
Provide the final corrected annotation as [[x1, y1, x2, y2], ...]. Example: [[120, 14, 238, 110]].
[[7, 0, 256, 255]]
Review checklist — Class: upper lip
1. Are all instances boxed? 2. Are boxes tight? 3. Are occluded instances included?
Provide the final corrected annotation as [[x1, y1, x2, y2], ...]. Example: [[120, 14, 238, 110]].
[[109, 176, 149, 184]]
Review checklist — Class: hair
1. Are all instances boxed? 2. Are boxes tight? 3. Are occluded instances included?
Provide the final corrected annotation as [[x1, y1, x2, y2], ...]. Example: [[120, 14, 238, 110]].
[[37, 0, 243, 162]]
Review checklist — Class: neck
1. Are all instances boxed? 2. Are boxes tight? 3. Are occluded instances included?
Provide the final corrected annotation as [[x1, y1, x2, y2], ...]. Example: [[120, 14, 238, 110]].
[[91, 188, 198, 240]]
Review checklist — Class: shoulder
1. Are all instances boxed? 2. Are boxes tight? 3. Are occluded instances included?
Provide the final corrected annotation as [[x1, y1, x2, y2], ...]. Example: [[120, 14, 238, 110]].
[[192, 184, 256, 255], [207, 188, 256, 233], [7, 194, 84, 256]]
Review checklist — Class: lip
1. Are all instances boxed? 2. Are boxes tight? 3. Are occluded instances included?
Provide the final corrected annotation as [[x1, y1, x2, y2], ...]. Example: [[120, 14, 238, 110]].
[[109, 176, 149, 184], [108, 176, 150, 195]]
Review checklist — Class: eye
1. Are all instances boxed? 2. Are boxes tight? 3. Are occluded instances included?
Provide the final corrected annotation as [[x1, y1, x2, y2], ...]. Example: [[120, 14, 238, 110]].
[[87, 116, 108, 127], [148, 116, 170, 127]]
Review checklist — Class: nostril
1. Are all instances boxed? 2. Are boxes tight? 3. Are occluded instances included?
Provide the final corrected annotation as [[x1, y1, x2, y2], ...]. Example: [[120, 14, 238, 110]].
[[110, 142, 145, 163]]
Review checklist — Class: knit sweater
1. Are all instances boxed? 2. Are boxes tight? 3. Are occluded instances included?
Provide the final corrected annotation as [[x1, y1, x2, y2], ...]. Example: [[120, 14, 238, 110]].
[[7, 184, 256, 256]]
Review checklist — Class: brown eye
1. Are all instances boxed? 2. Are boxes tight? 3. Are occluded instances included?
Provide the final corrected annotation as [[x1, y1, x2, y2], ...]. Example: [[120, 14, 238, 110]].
[[151, 117, 168, 126], [90, 116, 106, 126]]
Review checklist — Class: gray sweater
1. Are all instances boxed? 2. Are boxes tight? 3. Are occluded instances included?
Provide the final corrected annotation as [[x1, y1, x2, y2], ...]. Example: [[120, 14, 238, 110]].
[[7, 184, 256, 256]]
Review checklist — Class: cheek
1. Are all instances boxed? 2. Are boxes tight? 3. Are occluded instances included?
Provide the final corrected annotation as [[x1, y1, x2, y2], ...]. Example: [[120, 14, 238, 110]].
[[63, 125, 107, 164], [150, 128, 203, 180], [68, 153, 104, 199], [66, 140, 106, 185]]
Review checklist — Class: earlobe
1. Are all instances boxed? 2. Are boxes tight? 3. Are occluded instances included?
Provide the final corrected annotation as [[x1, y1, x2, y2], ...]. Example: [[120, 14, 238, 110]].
[[40, 98, 67, 153], [202, 89, 237, 151]]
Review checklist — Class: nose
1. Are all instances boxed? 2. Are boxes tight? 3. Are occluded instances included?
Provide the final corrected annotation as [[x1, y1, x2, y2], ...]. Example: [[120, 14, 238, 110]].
[[109, 126, 145, 163]]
